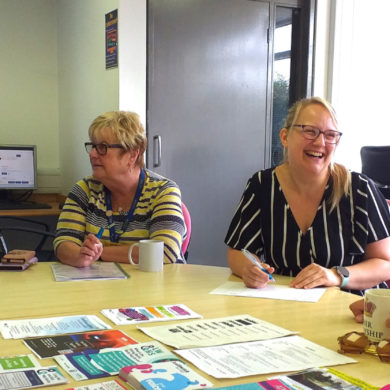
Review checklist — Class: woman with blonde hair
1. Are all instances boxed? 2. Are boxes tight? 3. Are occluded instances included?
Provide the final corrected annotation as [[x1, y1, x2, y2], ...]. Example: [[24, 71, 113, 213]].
[[55, 111, 186, 267], [225, 97, 390, 295]]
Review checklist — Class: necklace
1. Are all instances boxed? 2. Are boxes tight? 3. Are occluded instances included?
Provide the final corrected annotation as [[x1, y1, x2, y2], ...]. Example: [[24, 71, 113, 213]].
[[104, 169, 146, 242]]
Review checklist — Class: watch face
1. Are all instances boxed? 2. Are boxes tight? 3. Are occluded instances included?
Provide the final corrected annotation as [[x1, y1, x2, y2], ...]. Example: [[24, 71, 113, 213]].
[[338, 266, 349, 277]]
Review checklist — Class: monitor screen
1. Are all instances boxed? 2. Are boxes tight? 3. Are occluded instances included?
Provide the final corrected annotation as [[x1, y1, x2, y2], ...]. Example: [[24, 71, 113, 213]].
[[0, 145, 37, 190]]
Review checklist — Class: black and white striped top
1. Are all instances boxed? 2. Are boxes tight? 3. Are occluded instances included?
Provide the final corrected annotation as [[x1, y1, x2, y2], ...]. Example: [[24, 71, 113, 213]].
[[225, 168, 390, 295]]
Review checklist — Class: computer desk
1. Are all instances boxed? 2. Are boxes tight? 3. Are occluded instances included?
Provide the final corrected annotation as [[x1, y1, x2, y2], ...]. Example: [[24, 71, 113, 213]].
[[1, 263, 388, 389], [0, 193, 65, 217]]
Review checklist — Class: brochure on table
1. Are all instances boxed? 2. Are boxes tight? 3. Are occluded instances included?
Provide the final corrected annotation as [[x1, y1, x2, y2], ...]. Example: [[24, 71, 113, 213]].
[[24, 329, 137, 359], [0, 366, 68, 389], [0, 354, 41, 372], [119, 361, 213, 390], [137, 314, 296, 349], [66, 380, 127, 390], [210, 281, 326, 303], [55, 341, 180, 381], [101, 304, 202, 325], [175, 335, 356, 379], [0, 315, 111, 339]]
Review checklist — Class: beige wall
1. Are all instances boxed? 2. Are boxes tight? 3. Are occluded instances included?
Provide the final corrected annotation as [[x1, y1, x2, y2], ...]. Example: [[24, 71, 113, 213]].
[[57, 0, 119, 193], [0, 0, 60, 192], [0, 0, 119, 194], [119, 0, 146, 124]]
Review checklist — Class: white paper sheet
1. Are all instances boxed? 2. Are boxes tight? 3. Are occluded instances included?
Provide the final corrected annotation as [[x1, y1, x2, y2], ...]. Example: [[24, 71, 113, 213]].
[[175, 335, 356, 379], [137, 314, 296, 349], [210, 281, 326, 303]]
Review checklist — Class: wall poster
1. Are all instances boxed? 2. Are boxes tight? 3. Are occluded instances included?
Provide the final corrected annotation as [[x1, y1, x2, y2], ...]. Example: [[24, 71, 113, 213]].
[[105, 9, 118, 69]]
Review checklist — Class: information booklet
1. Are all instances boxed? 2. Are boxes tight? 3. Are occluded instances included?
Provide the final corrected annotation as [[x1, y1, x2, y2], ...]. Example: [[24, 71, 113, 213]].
[[51, 262, 129, 281], [65, 380, 127, 390], [270, 367, 379, 390], [0, 354, 41, 372], [0, 315, 111, 339], [119, 361, 213, 390], [24, 329, 137, 359], [55, 341, 180, 381], [0, 366, 68, 389]]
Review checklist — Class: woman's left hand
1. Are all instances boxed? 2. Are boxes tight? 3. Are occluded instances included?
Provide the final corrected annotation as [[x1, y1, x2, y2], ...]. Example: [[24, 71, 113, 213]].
[[290, 263, 340, 289]]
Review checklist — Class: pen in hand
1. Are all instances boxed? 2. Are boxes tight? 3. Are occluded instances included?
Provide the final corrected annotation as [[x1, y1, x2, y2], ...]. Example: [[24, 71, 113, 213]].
[[241, 249, 275, 282], [96, 227, 104, 239]]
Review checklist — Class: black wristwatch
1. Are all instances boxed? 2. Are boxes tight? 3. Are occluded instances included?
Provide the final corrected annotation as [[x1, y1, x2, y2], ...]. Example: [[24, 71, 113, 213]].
[[333, 266, 350, 288]]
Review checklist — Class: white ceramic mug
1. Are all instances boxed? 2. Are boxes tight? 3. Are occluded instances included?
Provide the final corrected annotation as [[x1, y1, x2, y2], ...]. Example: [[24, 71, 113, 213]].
[[363, 288, 390, 342], [128, 239, 164, 272]]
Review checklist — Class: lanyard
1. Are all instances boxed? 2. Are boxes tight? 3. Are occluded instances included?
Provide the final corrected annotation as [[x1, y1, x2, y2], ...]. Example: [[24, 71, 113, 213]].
[[104, 169, 146, 243]]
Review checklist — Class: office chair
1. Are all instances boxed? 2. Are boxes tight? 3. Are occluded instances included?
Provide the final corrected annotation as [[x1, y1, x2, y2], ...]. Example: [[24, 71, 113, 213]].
[[181, 202, 192, 261], [0, 217, 56, 262], [360, 146, 390, 199]]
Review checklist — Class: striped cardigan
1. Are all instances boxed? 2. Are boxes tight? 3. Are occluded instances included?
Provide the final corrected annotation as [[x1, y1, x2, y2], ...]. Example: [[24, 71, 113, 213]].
[[54, 170, 186, 264]]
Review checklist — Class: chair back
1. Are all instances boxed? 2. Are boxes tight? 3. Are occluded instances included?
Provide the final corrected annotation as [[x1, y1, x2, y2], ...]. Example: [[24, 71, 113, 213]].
[[0, 217, 56, 261], [181, 202, 192, 260], [361, 146, 390, 198]]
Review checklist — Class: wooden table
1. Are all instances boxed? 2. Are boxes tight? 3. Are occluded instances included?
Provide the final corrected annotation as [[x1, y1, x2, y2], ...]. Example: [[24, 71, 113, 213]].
[[1, 263, 388, 388]]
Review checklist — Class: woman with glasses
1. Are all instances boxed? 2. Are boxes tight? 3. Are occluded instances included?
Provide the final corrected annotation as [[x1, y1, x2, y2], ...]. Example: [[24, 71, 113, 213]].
[[54, 111, 186, 267], [225, 97, 390, 295]]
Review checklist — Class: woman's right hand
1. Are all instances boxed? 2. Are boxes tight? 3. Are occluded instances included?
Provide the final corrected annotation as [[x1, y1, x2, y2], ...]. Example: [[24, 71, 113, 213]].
[[241, 262, 274, 289], [227, 247, 274, 289], [77, 233, 103, 267]]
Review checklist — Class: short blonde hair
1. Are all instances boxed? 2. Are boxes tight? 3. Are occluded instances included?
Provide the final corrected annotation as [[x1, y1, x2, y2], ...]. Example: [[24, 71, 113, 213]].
[[89, 111, 147, 167], [283, 97, 351, 212]]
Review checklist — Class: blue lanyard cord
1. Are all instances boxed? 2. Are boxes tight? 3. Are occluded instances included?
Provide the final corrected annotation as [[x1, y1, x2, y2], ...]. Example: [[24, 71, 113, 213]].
[[104, 169, 146, 243]]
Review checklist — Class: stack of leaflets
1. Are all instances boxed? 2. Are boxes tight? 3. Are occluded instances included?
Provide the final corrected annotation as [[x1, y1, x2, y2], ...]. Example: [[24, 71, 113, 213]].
[[119, 361, 213, 390]]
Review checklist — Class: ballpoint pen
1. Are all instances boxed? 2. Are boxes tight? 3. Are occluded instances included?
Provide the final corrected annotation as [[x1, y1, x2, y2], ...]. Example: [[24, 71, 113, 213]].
[[96, 227, 104, 239], [241, 249, 275, 282]]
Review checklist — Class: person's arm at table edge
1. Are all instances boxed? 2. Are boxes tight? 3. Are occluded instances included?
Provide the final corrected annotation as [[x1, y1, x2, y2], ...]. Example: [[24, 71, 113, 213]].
[[343, 237, 390, 290], [100, 245, 138, 264], [56, 236, 102, 268]]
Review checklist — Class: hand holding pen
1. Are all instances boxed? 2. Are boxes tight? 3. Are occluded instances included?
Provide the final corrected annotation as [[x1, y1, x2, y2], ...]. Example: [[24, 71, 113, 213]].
[[241, 249, 275, 283]]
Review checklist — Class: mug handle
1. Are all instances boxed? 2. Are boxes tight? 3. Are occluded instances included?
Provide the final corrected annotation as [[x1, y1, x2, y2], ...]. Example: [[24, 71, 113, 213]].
[[128, 243, 139, 265]]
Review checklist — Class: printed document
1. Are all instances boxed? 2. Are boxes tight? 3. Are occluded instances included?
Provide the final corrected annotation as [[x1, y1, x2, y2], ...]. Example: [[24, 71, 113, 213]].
[[210, 281, 326, 303], [137, 314, 296, 349], [175, 335, 356, 379]]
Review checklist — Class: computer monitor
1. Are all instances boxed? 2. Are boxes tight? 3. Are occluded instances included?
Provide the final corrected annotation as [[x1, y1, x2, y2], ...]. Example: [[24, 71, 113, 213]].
[[0, 144, 37, 192]]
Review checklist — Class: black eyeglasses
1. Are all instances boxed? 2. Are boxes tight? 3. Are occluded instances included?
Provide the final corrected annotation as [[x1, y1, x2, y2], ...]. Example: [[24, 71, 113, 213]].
[[84, 142, 124, 156], [293, 125, 343, 144]]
